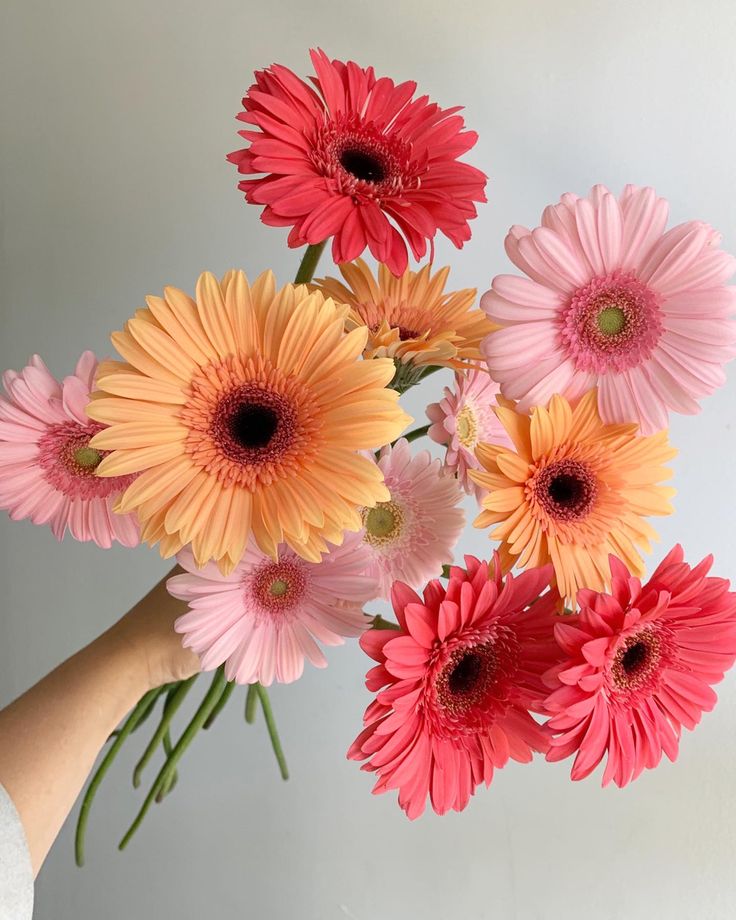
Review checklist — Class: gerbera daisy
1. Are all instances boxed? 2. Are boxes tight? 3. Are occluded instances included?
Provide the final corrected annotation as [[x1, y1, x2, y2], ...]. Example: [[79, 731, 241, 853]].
[[227, 49, 487, 276], [88, 270, 411, 572], [313, 260, 492, 390], [481, 184, 736, 434], [470, 391, 676, 602], [168, 532, 378, 685], [544, 546, 736, 787], [348, 555, 559, 818], [426, 368, 512, 496], [0, 352, 139, 548], [360, 438, 464, 598]]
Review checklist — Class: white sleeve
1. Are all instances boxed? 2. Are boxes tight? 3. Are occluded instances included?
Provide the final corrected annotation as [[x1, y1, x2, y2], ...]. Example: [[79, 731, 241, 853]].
[[0, 782, 33, 920]]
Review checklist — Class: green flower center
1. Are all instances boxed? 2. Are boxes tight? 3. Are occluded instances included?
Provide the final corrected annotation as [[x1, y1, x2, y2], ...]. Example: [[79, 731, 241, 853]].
[[362, 500, 404, 546], [73, 446, 102, 469], [269, 578, 289, 597], [596, 305, 627, 337]]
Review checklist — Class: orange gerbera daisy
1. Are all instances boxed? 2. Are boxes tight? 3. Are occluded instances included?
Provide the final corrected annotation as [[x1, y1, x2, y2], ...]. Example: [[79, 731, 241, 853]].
[[469, 391, 676, 602], [88, 271, 411, 572], [313, 259, 493, 390]]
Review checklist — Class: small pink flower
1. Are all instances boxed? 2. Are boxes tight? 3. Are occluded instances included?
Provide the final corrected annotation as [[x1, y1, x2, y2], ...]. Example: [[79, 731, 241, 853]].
[[482, 184, 736, 434], [426, 368, 512, 497], [360, 438, 465, 598], [544, 546, 736, 787], [348, 555, 559, 818], [227, 49, 487, 276], [168, 533, 379, 686], [0, 352, 139, 548]]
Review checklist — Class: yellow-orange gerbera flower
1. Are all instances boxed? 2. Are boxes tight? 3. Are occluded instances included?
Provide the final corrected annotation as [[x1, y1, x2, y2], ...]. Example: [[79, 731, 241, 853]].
[[313, 259, 493, 390], [88, 270, 411, 573], [469, 391, 676, 602]]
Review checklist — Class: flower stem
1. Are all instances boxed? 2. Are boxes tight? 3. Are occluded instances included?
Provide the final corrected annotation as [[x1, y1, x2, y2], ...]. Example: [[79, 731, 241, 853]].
[[75, 687, 162, 867], [119, 668, 228, 851], [244, 684, 259, 724], [254, 684, 289, 781], [203, 679, 236, 730], [132, 676, 198, 788], [294, 241, 327, 285], [399, 423, 430, 445], [156, 729, 178, 802]]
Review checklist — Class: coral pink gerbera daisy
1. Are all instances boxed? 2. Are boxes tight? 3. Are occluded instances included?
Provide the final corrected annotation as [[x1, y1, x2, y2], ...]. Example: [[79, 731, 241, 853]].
[[0, 352, 139, 548], [227, 49, 487, 276], [348, 555, 559, 818], [482, 184, 736, 434], [360, 438, 464, 598], [168, 532, 379, 686], [426, 368, 512, 497], [544, 546, 736, 787]]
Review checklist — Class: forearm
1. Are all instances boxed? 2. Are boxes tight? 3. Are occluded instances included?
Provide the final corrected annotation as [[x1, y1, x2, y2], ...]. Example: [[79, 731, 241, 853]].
[[0, 569, 197, 876], [0, 622, 150, 875]]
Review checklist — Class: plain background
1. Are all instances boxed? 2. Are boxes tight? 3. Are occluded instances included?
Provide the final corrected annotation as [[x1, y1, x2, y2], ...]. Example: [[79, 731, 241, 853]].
[[1, 1, 736, 917]]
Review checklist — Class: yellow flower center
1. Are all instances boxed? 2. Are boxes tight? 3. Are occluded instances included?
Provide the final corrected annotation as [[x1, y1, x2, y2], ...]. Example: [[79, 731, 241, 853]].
[[596, 305, 627, 337], [456, 405, 477, 448], [73, 446, 102, 469], [363, 500, 404, 546]]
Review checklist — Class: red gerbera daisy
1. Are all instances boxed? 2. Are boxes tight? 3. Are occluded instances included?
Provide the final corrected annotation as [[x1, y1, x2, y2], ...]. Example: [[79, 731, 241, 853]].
[[348, 555, 559, 818], [544, 546, 736, 787], [227, 49, 487, 275]]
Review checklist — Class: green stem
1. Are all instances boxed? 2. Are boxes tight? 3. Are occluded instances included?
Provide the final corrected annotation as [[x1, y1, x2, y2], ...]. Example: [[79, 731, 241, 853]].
[[75, 687, 161, 867], [255, 684, 289, 781], [203, 679, 236, 730], [156, 729, 178, 802], [441, 564, 451, 579], [371, 614, 401, 631], [294, 241, 327, 285], [119, 669, 227, 851], [244, 684, 259, 724], [132, 676, 198, 788], [400, 423, 430, 445]]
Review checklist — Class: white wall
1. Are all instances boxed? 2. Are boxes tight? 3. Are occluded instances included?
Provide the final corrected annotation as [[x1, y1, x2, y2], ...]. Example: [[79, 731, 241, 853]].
[[1, 1, 736, 918]]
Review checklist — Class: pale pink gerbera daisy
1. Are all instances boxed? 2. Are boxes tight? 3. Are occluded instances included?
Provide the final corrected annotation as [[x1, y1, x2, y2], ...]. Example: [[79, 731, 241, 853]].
[[360, 438, 464, 598], [426, 368, 512, 496], [227, 49, 487, 276], [168, 532, 379, 685], [544, 546, 736, 787], [348, 555, 559, 818], [0, 352, 139, 547], [482, 184, 736, 434]]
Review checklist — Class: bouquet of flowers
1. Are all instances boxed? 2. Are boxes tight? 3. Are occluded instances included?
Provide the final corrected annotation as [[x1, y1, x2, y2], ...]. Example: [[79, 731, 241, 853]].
[[2, 49, 736, 862]]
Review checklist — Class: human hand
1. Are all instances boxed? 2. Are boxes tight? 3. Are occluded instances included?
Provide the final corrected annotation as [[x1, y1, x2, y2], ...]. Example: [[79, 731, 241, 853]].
[[110, 566, 201, 692]]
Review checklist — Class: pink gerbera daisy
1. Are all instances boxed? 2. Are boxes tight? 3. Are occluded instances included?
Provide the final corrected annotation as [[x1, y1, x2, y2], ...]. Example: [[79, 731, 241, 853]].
[[348, 555, 559, 818], [426, 368, 512, 497], [168, 532, 379, 685], [360, 438, 464, 598], [227, 49, 487, 276], [482, 184, 736, 434], [0, 352, 139, 548], [544, 546, 736, 787]]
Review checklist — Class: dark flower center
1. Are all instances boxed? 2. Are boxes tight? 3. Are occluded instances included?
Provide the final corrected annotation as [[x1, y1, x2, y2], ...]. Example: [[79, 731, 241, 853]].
[[339, 148, 386, 183], [229, 404, 279, 449], [620, 641, 648, 676], [436, 643, 498, 716], [448, 652, 484, 696], [548, 473, 586, 508], [610, 627, 666, 695], [535, 459, 598, 521]]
